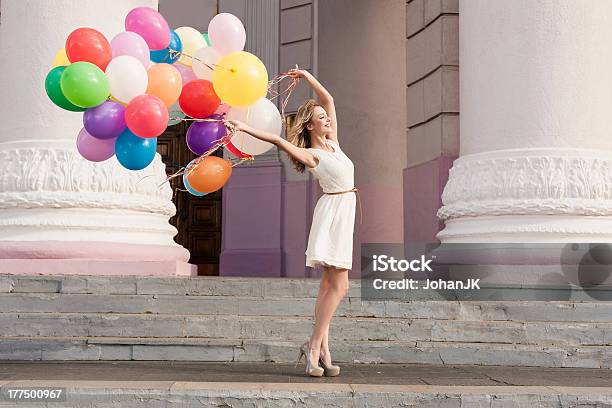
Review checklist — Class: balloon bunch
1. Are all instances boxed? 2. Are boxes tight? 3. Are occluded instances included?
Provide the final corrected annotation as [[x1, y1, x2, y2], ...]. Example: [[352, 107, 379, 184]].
[[45, 7, 293, 195]]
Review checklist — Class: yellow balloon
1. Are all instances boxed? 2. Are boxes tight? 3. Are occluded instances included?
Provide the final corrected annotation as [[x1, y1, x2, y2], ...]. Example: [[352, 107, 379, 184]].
[[212, 51, 268, 107], [175, 26, 207, 67], [109, 95, 128, 106], [52, 48, 70, 67]]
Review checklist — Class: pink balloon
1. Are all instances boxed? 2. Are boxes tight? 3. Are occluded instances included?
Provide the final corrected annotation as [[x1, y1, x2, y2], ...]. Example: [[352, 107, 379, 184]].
[[125, 7, 170, 51], [125, 94, 169, 138], [208, 13, 246, 55], [214, 102, 231, 116], [111, 32, 150, 68], [174, 63, 197, 85], [76, 128, 116, 162]]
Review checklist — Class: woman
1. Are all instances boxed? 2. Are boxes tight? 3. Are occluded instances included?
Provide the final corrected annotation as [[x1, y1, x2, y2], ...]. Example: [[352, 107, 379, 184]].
[[224, 69, 356, 377]]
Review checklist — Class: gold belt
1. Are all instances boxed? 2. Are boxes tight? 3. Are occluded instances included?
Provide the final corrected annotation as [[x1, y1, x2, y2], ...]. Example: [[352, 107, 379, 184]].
[[323, 187, 363, 225]]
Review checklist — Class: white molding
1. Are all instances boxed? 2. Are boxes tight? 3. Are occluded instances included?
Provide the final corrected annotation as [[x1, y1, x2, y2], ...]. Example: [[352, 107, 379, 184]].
[[437, 215, 612, 243], [438, 148, 612, 221], [0, 147, 174, 213], [0, 146, 179, 245], [437, 148, 612, 242]]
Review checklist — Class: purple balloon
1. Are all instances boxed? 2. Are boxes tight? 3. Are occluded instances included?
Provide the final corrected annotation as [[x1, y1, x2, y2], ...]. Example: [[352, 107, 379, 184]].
[[76, 128, 117, 162], [83, 101, 127, 140], [186, 114, 227, 155], [174, 63, 197, 85]]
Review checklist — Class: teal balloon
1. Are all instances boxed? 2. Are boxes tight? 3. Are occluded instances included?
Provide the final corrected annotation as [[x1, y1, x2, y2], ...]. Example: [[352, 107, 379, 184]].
[[168, 102, 186, 126], [115, 129, 157, 170], [150, 30, 182, 64], [60, 61, 110, 108], [183, 171, 206, 196], [44, 66, 86, 112], [202, 32, 211, 46]]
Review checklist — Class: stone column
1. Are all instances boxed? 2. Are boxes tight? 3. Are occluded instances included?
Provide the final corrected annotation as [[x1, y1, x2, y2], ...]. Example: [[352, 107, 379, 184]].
[[0, 0, 194, 275], [437, 0, 612, 243]]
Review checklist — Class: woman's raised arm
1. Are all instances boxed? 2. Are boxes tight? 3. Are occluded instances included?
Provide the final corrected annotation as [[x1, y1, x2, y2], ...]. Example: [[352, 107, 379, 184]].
[[287, 69, 338, 143], [225, 120, 318, 169]]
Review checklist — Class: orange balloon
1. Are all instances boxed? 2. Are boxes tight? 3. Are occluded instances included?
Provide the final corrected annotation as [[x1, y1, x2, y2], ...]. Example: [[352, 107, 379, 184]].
[[186, 156, 232, 193], [146, 63, 182, 107]]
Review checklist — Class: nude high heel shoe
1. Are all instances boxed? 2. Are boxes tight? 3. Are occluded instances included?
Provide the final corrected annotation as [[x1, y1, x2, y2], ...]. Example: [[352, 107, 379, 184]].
[[295, 341, 324, 377], [319, 352, 340, 377]]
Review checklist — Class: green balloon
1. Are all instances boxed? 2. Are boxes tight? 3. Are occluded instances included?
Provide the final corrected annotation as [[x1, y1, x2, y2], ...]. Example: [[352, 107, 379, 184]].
[[202, 32, 211, 47], [44, 66, 86, 112], [60, 61, 109, 108]]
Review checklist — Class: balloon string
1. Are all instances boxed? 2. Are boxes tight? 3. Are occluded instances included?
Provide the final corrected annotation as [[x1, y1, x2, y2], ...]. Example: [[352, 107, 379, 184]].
[[168, 49, 234, 72], [267, 72, 300, 129], [135, 173, 161, 186], [231, 156, 255, 167], [168, 117, 227, 122]]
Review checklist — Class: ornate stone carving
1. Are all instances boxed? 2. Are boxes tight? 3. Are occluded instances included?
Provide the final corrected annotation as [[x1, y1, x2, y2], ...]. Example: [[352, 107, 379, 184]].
[[438, 149, 612, 220], [0, 148, 175, 215], [0, 147, 179, 244]]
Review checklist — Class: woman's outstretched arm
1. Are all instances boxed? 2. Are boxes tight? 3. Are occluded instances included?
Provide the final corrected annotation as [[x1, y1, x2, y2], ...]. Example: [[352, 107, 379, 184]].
[[225, 120, 318, 169], [288, 69, 338, 143]]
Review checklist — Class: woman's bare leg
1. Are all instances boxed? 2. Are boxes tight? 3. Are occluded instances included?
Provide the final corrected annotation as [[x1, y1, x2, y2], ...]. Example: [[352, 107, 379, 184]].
[[308, 266, 349, 365], [320, 323, 332, 365], [314, 270, 333, 365]]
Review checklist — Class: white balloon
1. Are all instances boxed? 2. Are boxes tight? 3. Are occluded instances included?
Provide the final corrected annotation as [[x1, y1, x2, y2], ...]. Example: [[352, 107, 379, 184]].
[[227, 97, 282, 156], [175, 26, 207, 67], [208, 13, 246, 55], [105, 55, 148, 104], [192, 46, 221, 81]]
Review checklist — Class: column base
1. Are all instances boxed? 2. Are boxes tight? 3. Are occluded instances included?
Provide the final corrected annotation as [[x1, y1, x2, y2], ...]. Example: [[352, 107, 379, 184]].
[[0, 241, 196, 276], [437, 148, 612, 242], [437, 215, 612, 243]]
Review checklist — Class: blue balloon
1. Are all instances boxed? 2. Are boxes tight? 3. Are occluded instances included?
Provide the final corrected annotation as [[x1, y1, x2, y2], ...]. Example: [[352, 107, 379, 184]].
[[150, 30, 182, 64], [115, 129, 157, 170], [183, 171, 207, 196]]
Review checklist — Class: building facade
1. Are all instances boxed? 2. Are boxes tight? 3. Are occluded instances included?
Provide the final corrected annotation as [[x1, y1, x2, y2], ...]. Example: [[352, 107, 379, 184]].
[[2, 0, 610, 279]]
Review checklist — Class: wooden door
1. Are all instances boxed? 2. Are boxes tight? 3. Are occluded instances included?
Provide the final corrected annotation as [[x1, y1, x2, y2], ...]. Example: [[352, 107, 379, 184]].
[[157, 122, 223, 276]]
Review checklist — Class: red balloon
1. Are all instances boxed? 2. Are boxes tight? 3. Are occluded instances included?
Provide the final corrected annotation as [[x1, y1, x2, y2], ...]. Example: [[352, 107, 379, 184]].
[[179, 80, 221, 119], [66, 28, 112, 71], [125, 95, 169, 138], [226, 140, 253, 159]]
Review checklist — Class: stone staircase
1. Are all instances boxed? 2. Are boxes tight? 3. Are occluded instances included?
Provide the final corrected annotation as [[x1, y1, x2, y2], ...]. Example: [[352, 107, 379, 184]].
[[1, 274, 611, 368]]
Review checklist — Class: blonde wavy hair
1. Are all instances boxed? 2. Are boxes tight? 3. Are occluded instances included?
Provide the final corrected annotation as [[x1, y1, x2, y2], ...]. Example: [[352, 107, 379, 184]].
[[286, 99, 321, 173]]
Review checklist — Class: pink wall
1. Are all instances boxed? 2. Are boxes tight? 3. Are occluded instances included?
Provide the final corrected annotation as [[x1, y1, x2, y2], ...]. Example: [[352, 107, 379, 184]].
[[317, 0, 408, 260]]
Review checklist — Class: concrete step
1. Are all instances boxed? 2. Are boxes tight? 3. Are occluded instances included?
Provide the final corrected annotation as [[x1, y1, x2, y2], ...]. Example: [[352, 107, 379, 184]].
[[1, 275, 610, 369], [1, 380, 611, 408], [1, 293, 612, 322], [3, 274, 611, 301], [1, 336, 611, 368], [2, 361, 612, 408], [0, 274, 342, 297], [0, 312, 610, 346]]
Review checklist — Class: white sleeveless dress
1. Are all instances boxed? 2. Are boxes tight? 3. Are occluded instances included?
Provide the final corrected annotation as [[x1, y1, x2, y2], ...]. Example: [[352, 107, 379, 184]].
[[305, 139, 356, 270]]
